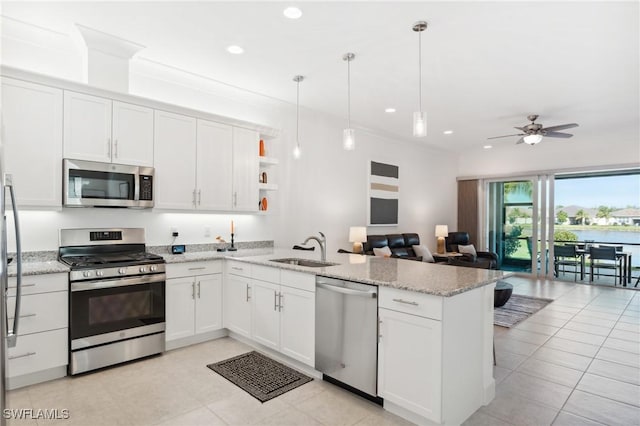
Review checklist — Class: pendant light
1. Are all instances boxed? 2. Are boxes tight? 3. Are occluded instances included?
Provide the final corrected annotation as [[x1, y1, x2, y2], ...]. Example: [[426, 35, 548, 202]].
[[293, 75, 304, 159], [413, 21, 427, 138], [342, 52, 355, 151]]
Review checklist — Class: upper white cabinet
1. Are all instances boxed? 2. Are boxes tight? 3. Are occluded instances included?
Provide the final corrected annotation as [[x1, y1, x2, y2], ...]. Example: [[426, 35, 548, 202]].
[[232, 127, 259, 212], [197, 120, 233, 210], [111, 101, 154, 166], [1, 78, 63, 207], [153, 110, 197, 209], [63, 91, 153, 166]]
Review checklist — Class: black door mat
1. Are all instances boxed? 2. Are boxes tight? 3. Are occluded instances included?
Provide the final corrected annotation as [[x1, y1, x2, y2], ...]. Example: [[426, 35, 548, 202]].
[[207, 351, 313, 403]]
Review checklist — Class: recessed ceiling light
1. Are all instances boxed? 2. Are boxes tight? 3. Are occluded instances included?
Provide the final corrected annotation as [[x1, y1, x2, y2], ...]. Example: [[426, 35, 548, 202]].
[[384, 108, 396, 113], [443, 130, 453, 135], [283, 7, 302, 19], [483, 145, 493, 149], [226, 45, 244, 55]]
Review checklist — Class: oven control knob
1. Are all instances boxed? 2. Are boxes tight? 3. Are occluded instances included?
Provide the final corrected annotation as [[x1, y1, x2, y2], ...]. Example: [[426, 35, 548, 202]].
[[150, 265, 157, 272], [83, 271, 92, 278], [118, 268, 126, 275], [96, 270, 104, 277], [139, 266, 147, 273]]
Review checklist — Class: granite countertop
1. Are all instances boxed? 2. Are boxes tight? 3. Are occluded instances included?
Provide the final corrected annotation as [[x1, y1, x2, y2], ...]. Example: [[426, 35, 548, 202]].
[[218, 249, 511, 297], [10, 248, 511, 297]]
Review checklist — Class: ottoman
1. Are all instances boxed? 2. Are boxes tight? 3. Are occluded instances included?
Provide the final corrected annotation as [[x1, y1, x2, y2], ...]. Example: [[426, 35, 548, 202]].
[[494, 281, 513, 308]]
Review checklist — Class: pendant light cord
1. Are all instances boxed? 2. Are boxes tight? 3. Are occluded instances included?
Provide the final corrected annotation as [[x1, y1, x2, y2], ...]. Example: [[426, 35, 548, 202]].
[[347, 57, 351, 129], [296, 79, 300, 147], [418, 28, 423, 112]]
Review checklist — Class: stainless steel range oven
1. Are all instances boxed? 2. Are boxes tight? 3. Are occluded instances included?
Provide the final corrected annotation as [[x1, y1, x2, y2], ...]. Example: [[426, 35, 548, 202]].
[[59, 228, 165, 375]]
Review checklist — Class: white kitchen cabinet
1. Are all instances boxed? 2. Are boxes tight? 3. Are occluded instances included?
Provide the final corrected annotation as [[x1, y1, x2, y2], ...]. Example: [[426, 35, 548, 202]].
[[196, 119, 233, 210], [223, 273, 253, 338], [64, 91, 153, 166], [165, 261, 223, 343], [378, 307, 442, 422], [111, 101, 154, 166], [154, 110, 197, 209], [1, 78, 63, 207], [250, 269, 315, 366], [232, 127, 259, 211], [5, 273, 68, 389]]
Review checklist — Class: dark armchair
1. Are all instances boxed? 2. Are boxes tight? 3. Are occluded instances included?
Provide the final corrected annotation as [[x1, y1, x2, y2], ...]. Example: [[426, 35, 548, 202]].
[[444, 232, 498, 269]]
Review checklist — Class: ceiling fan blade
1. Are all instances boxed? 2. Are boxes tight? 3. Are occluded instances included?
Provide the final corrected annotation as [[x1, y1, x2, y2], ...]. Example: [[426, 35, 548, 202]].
[[487, 133, 525, 140], [516, 137, 525, 144], [514, 126, 526, 131], [544, 131, 573, 138], [542, 123, 578, 132]]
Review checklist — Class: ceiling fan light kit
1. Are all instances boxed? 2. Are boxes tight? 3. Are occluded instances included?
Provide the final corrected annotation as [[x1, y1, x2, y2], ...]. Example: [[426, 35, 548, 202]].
[[488, 114, 579, 146], [413, 21, 428, 138]]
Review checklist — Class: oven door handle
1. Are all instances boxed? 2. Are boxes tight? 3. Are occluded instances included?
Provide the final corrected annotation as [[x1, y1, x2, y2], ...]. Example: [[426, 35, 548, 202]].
[[71, 273, 166, 292]]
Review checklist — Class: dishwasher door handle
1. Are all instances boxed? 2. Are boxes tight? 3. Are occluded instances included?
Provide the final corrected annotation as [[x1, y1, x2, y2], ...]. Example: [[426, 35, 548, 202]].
[[316, 282, 377, 298]]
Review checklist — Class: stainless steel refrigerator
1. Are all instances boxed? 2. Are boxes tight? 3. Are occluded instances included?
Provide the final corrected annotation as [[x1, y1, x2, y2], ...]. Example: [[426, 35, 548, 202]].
[[0, 142, 23, 425]]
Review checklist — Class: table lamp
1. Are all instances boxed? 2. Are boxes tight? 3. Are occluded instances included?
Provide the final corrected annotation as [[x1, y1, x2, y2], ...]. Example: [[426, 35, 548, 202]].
[[349, 226, 367, 254], [435, 225, 448, 254]]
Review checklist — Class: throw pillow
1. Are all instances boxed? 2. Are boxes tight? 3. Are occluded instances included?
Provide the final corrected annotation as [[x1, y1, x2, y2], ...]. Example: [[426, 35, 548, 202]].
[[458, 244, 478, 261], [373, 246, 392, 257], [412, 244, 435, 263]]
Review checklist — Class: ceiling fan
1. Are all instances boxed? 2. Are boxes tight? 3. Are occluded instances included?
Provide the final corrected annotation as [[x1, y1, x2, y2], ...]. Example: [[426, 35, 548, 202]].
[[488, 114, 579, 145]]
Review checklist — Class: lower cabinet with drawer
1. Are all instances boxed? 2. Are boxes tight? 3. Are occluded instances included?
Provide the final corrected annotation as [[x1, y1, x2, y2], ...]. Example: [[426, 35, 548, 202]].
[[6, 273, 68, 389], [251, 269, 315, 367], [377, 284, 496, 425], [166, 261, 223, 347], [224, 262, 253, 339]]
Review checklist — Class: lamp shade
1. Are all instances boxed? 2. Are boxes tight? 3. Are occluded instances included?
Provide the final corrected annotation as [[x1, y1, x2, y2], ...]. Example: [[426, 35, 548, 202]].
[[435, 225, 449, 238], [349, 226, 367, 243]]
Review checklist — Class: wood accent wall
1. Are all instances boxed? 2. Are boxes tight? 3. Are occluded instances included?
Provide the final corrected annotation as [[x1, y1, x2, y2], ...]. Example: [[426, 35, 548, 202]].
[[457, 180, 479, 246]]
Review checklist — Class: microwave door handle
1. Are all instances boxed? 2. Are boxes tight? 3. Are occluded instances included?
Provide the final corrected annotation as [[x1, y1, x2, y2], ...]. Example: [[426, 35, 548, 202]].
[[5, 176, 21, 347]]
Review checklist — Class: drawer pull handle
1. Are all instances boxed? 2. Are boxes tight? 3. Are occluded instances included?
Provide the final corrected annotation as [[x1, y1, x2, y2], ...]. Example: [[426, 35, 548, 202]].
[[392, 298, 419, 306], [232, 266, 243, 271], [188, 267, 206, 271], [8, 313, 36, 320], [8, 284, 36, 289], [9, 352, 36, 360]]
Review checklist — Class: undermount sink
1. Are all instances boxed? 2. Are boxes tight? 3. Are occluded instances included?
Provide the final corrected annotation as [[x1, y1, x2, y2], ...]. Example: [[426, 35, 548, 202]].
[[270, 258, 338, 268]]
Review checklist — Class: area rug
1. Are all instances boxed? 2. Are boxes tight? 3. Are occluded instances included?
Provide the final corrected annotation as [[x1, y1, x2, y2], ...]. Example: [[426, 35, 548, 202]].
[[207, 351, 313, 403], [494, 295, 553, 328]]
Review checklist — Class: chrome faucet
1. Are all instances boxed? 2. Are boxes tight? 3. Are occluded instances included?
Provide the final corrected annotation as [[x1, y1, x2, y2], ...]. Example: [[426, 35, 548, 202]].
[[302, 232, 327, 262]]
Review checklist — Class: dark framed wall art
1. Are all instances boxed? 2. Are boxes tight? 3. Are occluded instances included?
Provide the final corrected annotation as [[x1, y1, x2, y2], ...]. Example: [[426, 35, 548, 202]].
[[368, 160, 399, 226]]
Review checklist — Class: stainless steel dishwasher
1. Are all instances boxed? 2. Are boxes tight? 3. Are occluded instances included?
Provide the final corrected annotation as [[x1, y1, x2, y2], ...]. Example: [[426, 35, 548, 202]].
[[315, 276, 381, 403]]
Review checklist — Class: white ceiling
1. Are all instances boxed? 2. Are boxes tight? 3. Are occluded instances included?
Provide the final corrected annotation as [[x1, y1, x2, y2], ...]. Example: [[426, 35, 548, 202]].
[[2, 1, 639, 153]]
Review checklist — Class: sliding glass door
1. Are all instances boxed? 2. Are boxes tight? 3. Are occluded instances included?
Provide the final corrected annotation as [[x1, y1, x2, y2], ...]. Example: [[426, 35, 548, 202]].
[[483, 175, 555, 277]]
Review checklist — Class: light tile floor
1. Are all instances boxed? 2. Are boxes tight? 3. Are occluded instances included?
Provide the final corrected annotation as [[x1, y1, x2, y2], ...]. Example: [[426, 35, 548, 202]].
[[7, 277, 640, 426]]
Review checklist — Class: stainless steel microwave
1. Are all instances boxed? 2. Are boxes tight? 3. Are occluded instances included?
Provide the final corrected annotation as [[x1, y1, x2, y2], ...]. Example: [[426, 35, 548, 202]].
[[63, 159, 154, 208]]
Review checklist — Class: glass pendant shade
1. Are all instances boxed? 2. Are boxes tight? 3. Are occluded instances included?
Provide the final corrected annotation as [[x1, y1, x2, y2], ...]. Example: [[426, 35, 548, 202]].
[[523, 134, 543, 145], [292, 145, 301, 158], [413, 111, 427, 137], [343, 128, 355, 151]]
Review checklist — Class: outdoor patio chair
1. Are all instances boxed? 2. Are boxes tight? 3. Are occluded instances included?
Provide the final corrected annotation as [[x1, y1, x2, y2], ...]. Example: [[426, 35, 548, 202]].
[[554, 245, 580, 281], [589, 246, 623, 285]]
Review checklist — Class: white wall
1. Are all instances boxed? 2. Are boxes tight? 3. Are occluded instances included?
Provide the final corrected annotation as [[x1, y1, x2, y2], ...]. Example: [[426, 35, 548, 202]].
[[2, 20, 458, 254]]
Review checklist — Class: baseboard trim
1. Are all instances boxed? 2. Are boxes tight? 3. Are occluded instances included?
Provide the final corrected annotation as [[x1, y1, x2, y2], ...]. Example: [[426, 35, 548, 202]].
[[166, 329, 228, 351]]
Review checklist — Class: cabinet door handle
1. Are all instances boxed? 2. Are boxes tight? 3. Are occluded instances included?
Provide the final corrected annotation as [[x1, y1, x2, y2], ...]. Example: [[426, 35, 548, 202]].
[[197, 281, 201, 298], [278, 292, 283, 312], [198, 190, 202, 205], [246, 284, 251, 302], [8, 313, 36, 320], [114, 139, 118, 158], [392, 298, 419, 306], [9, 352, 36, 360], [191, 282, 195, 300], [233, 192, 237, 207], [107, 138, 111, 158], [274, 291, 278, 311], [378, 319, 383, 342], [192, 189, 197, 207]]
